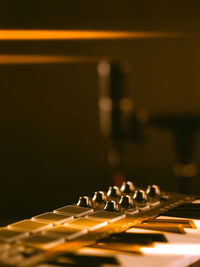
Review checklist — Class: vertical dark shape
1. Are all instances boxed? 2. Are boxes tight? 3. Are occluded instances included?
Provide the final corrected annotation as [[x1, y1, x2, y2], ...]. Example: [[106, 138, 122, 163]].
[[98, 60, 128, 186]]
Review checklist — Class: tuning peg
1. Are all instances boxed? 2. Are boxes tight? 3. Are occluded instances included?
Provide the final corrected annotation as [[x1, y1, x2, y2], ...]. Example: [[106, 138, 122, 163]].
[[104, 200, 119, 212], [133, 190, 148, 205], [119, 195, 133, 208], [107, 186, 121, 200], [120, 181, 135, 195], [77, 196, 92, 208], [146, 185, 161, 199], [93, 191, 107, 203]]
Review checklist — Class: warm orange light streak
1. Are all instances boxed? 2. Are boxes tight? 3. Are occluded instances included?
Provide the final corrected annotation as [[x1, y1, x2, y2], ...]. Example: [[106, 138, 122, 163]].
[[0, 30, 190, 40], [0, 55, 98, 64]]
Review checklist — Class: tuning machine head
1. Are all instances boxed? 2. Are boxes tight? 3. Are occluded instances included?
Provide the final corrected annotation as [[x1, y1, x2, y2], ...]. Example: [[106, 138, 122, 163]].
[[146, 185, 161, 199], [107, 186, 121, 201], [133, 190, 148, 205], [120, 181, 135, 195], [104, 200, 119, 212], [77, 196, 92, 208]]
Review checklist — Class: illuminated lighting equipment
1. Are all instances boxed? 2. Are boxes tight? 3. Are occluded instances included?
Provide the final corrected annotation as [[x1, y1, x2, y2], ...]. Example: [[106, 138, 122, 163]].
[[0, 55, 98, 64], [0, 30, 192, 40]]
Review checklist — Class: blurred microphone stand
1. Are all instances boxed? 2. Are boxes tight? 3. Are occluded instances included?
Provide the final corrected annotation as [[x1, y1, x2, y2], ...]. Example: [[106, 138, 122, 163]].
[[98, 60, 133, 187]]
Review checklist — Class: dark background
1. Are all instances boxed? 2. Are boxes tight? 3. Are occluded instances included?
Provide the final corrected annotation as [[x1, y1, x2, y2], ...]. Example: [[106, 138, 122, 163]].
[[1, 0, 200, 222]]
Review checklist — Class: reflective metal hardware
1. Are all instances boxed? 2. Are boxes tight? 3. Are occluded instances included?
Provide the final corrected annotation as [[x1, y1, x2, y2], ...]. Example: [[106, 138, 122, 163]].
[[54, 205, 93, 217], [18, 234, 64, 249], [120, 181, 135, 195], [87, 210, 126, 223], [8, 220, 51, 233], [43, 225, 88, 240], [133, 190, 148, 204], [92, 191, 107, 203], [92, 191, 107, 209], [32, 212, 74, 225], [146, 185, 161, 200], [0, 228, 29, 243], [150, 201, 160, 207], [104, 200, 119, 212], [137, 205, 150, 211], [107, 186, 121, 200], [125, 208, 139, 215], [119, 195, 134, 209], [77, 196, 92, 208], [65, 218, 107, 231]]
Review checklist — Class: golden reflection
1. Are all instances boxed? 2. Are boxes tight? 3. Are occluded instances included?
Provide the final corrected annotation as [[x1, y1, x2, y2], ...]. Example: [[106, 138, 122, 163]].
[[173, 163, 197, 177], [0, 30, 191, 40], [0, 55, 98, 64], [120, 97, 133, 112], [141, 244, 200, 256]]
